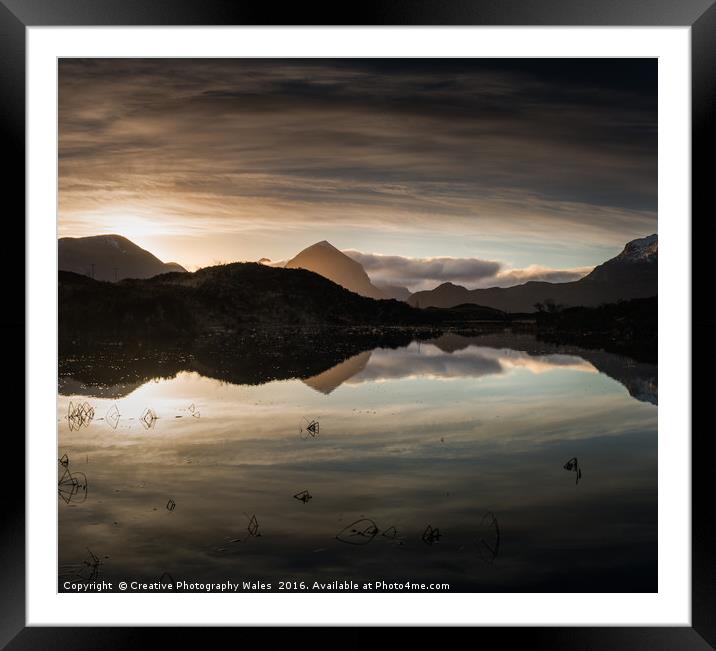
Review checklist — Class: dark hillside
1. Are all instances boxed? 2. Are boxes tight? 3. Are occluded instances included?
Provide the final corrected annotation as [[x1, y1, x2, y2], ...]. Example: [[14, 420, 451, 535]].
[[59, 262, 487, 342]]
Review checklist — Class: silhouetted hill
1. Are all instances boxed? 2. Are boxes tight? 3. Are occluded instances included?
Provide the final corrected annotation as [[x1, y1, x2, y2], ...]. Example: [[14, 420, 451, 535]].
[[285, 240, 385, 299], [59, 262, 447, 342], [59, 257, 654, 366], [423, 302, 508, 324], [59, 234, 186, 281], [408, 234, 657, 312]]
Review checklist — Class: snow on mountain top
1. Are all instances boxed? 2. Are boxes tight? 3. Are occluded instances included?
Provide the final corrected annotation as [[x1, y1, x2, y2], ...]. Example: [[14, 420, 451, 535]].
[[619, 234, 657, 261]]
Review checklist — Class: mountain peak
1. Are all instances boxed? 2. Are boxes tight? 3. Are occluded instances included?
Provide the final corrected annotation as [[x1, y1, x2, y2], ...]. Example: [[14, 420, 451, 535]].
[[61, 232, 133, 247], [307, 240, 342, 253], [285, 241, 385, 299], [618, 234, 657, 262], [59, 234, 187, 281], [290, 240, 343, 254]]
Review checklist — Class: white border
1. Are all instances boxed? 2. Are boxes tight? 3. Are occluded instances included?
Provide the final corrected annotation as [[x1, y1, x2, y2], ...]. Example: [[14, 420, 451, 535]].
[[27, 27, 691, 626]]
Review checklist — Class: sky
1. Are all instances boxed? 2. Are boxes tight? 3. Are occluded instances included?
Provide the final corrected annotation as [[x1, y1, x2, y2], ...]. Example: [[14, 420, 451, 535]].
[[59, 58, 657, 290]]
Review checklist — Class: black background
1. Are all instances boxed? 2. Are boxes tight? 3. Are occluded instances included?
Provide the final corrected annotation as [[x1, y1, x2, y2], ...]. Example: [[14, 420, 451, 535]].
[[1, 0, 711, 646]]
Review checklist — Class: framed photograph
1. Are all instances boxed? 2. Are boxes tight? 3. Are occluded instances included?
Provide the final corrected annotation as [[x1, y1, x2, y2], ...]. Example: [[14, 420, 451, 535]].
[[5, 0, 708, 643]]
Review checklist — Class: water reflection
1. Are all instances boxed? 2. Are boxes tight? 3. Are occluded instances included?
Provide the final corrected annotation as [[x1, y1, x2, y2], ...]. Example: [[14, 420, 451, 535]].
[[58, 333, 657, 592], [301, 335, 656, 406], [59, 333, 658, 406], [307, 343, 593, 386]]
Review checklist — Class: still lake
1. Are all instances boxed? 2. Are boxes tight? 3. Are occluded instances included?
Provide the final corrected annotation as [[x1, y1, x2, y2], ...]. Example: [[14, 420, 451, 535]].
[[58, 332, 657, 592]]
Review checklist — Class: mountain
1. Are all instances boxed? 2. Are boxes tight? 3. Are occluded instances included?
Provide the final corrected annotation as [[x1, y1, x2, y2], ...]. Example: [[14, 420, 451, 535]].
[[375, 283, 411, 301], [581, 233, 657, 283], [58, 234, 186, 282], [284, 240, 386, 299], [408, 234, 657, 312]]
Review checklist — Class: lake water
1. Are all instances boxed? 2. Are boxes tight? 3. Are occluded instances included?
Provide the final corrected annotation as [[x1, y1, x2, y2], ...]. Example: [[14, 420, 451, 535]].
[[58, 332, 657, 592]]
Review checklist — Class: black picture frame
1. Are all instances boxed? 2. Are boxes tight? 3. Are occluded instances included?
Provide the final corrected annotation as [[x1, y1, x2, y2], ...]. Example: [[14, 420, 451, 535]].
[[2, 0, 708, 644]]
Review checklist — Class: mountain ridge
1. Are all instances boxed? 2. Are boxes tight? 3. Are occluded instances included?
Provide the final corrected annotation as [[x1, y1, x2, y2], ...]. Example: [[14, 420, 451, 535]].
[[57, 232, 657, 313], [408, 234, 657, 312], [59, 234, 186, 282]]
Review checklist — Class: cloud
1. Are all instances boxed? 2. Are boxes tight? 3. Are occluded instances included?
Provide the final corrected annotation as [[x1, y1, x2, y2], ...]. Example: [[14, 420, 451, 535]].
[[343, 250, 591, 292], [342, 344, 596, 384], [492, 264, 593, 287], [344, 250, 500, 290]]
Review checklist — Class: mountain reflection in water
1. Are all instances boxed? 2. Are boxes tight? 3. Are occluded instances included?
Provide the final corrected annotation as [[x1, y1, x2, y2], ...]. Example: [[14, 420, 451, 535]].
[[58, 332, 657, 592], [303, 334, 657, 406]]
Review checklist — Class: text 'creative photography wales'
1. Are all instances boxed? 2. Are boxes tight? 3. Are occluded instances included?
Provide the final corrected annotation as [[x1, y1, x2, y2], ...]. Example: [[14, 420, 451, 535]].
[[58, 58, 657, 593]]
